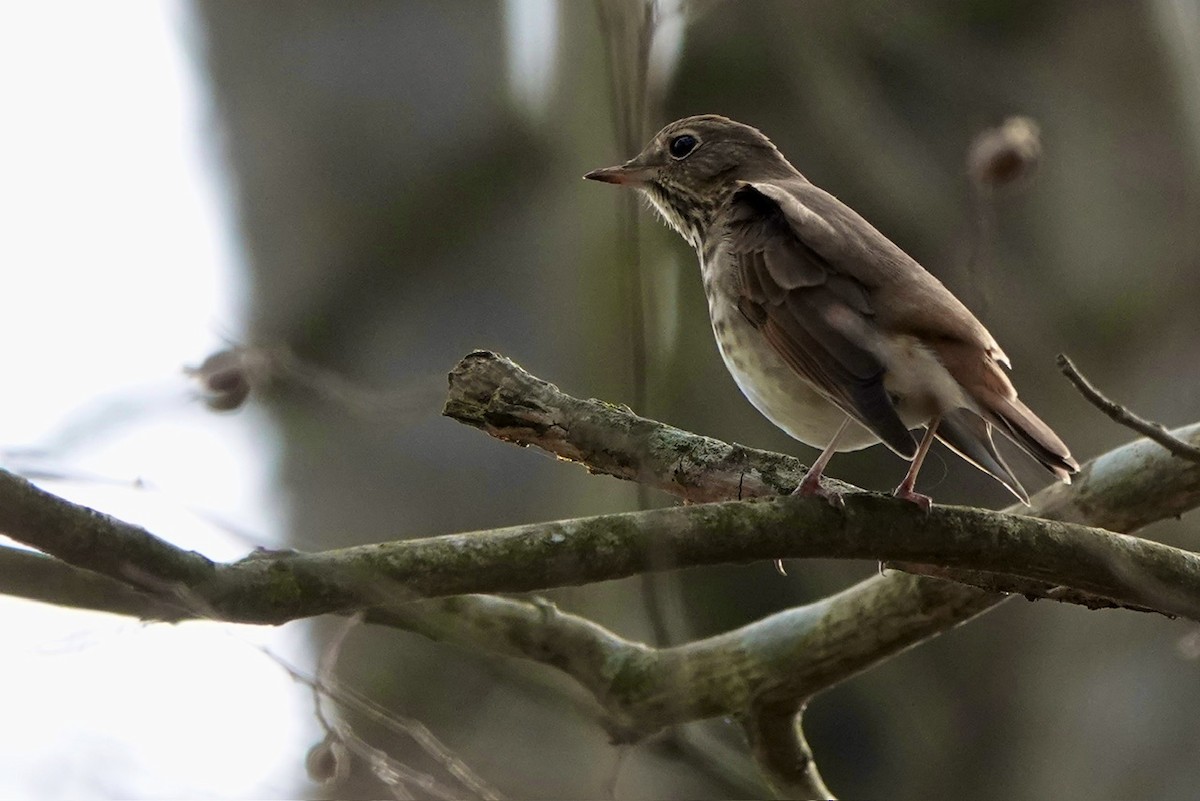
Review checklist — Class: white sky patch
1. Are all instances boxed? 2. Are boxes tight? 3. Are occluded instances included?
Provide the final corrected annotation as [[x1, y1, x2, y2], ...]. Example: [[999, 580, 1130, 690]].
[[649, 0, 686, 93], [504, 0, 559, 117], [1149, 0, 1200, 174], [0, 1, 312, 797]]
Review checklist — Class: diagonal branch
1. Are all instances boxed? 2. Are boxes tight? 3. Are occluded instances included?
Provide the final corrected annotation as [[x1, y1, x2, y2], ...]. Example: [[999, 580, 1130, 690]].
[[1058, 352, 1200, 462], [0, 544, 185, 620], [4, 349, 1200, 799], [442, 349, 819, 502], [442, 349, 1200, 531], [437, 350, 1200, 700], [885, 561, 1170, 616]]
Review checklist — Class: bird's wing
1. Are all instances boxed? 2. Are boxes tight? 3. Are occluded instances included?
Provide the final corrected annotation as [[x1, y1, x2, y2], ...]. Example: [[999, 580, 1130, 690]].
[[738, 179, 1078, 482], [724, 183, 917, 457]]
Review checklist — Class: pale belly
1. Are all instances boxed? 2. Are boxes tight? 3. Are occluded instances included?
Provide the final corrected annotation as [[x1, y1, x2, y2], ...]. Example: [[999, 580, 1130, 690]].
[[700, 250, 961, 455], [707, 294, 882, 452]]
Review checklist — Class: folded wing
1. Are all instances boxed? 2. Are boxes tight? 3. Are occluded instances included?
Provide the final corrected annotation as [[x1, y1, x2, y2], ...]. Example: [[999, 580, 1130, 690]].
[[725, 180, 1078, 495], [724, 183, 917, 458]]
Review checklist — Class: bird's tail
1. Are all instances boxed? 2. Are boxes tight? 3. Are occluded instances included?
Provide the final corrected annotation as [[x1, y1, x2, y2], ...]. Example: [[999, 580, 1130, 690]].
[[936, 409, 1029, 504], [936, 396, 1079, 505], [987, 395, 1079, 482]]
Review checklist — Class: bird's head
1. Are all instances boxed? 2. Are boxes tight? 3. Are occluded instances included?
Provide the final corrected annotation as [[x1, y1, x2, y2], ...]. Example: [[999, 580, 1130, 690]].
[[585, 115, 795, 247]]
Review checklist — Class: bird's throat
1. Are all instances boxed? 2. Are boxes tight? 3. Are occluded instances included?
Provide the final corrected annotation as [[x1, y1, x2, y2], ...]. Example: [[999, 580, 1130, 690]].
[[642, 181, 725, 252]]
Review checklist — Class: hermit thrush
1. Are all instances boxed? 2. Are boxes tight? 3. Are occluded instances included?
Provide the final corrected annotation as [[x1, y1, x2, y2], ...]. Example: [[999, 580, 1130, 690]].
[[585, 114, 1077, 508]]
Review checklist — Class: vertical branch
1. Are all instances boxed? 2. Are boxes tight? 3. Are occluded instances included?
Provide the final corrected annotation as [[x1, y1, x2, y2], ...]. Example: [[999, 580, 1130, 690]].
[[960, 182, 995, 318], [593, 0, 676, 648], [1148, 0, 1200, 174], [962, 116, 1041, 318], [593, 0, 657, 423], [743, 704, 835, 800]]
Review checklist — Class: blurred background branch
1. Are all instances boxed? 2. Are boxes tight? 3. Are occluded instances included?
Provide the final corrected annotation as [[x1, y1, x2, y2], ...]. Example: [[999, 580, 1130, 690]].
[[593, 0, 680, 652]]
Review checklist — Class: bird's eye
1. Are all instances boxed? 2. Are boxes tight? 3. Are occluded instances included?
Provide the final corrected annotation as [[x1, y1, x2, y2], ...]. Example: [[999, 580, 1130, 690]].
[[668, 134, 698, 159]]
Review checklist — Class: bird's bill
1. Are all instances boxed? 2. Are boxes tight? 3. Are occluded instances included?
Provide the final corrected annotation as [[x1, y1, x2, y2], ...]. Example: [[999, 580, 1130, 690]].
[[583, 162, 654, 186]]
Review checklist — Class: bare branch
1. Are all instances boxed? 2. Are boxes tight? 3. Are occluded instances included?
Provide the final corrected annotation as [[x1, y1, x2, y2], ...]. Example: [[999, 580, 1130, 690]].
[[0, 544, 186, 620], [443, 350, 840, 502], [4, 460, 1200, 625], [369, 595, 650, 740], [6, 348, 1200, 793], [437, 350, 1200, 708], [445, 349, 1200, 529], [1058, 352, 1200, 462], [743, 705, 834, 800], [887, 562, 1169, 617], [0, 473, 216, 593]]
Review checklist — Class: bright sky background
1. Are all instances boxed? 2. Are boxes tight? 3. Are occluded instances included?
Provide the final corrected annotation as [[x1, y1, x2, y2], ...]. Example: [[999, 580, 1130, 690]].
[[0, 2, 313, 797], [0, 2, 683, 796]]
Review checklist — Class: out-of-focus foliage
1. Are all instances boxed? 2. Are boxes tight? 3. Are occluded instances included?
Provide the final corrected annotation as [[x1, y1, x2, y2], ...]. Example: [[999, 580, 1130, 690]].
[[189, 1, 1200, 797]]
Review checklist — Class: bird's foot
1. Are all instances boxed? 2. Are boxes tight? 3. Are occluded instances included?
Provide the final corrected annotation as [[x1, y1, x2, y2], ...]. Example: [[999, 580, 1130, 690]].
[[780, 470, 844, 574], [792, 473, 845, 509], [892, 485, 932, 513]]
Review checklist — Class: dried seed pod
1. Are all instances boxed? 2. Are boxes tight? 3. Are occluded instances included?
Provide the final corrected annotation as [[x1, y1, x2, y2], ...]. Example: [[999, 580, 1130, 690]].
[[186, 348, 253, 412], [968, 116, 1042, 190], [305, 733, 350, 785]]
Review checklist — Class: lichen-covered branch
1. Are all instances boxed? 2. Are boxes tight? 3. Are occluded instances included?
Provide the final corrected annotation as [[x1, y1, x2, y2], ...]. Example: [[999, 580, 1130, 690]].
[[445, 351, 1200, 525], [5, 349, 1200, 800], [4, 459, 1200, 625], [886, 562, 1169, 616], [443, 349, 827, 502], [743, 705, 833, 800]]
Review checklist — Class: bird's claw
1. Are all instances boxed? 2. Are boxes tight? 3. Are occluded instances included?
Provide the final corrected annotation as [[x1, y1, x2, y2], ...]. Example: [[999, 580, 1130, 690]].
[[892, 486, 932, 513], [792, 475, 845, 509]]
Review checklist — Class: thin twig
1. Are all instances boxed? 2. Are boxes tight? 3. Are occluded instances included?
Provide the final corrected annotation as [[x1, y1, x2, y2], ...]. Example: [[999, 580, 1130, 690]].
[[277, 617, 503, 801], [1058, 353, 1200, 462]]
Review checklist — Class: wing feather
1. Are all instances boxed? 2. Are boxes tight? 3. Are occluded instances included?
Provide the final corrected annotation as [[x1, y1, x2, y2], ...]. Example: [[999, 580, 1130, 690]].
[[726, 184, 917, 457], [732, 179, 1077, 485]]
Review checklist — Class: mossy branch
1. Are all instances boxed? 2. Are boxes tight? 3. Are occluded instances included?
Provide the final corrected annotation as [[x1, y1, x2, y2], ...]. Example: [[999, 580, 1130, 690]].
[[3, 459, 1200, 625], [3, 349, 1200, 800]]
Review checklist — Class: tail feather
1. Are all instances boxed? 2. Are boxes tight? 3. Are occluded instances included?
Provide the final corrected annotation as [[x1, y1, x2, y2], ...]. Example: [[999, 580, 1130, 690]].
[[936, 409, 1030, 504], [986, 395, 1079, 482], [926, 339, 1078, 489]]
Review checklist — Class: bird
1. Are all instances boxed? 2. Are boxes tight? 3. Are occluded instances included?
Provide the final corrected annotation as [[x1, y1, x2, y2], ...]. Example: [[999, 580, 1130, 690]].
[[585, 114, 1078, 509]]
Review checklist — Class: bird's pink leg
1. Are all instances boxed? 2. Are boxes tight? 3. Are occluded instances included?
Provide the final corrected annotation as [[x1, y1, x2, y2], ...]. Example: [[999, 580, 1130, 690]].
[[792, 417, 851, 509], [778, 418, 853, 574], [892, 417, 940, 512]]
